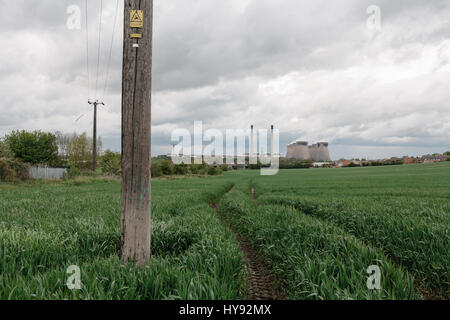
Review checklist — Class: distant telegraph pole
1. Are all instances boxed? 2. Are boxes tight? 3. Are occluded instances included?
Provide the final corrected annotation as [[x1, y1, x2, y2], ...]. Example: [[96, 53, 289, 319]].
[[88, 99, 104, 172], [120, 0, 153, 265]]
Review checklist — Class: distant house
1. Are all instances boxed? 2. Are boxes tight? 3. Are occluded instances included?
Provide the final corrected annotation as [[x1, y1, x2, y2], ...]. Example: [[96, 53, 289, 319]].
[[421, 154, 446, 163], [403, 157, 418, 165], [313, 162, 332, 168], [337, 160, 352, 167], [334, 153, 447, 168]]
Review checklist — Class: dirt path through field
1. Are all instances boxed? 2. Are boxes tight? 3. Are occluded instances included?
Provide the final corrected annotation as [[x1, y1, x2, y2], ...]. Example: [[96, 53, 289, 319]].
[[211, 187, 284, 300]]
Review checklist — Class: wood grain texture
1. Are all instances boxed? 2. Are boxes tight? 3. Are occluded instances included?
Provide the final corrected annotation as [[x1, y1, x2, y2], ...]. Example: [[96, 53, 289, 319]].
[[121, 0, 153, 265]]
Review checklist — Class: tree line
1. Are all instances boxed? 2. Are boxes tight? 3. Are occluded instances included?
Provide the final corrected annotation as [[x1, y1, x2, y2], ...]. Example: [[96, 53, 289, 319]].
[[0, 130, 227, 182], [0, 130, 98, 181]]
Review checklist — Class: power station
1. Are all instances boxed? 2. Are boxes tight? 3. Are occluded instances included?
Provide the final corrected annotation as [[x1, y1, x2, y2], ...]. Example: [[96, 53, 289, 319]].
[[249, 125, 277, 157], [286, 140, 331, 161]]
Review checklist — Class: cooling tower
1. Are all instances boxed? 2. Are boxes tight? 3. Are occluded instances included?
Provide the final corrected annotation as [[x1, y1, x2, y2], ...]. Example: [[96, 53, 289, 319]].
[[286, 142, 295, 159], [316, 142, 331, 161], [294, 141, 310, 160], [286, 140, 331, 161], [286, 141, 310, 160], [308, 144, 318, 161]]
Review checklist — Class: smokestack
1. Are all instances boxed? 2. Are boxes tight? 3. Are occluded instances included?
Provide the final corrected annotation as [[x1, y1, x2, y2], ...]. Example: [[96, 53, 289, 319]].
[[250, 125, 254, 157], [270, 125, 274, 157]]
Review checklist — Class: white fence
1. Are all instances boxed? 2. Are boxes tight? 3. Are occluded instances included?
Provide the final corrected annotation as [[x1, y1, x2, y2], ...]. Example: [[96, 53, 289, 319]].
[[29, 167, 67, 180]]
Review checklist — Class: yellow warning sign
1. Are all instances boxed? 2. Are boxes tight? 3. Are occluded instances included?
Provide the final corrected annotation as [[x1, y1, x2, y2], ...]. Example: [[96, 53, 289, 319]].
[[130, 10, 144, 28], [130, 33, 142, 39]]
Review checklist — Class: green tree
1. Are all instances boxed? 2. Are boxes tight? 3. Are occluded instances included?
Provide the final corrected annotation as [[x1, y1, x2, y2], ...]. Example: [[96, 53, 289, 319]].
[[67, 132, 102, 170], [0, 157, 29, 182], [0, 158, 15, 182], [0, 138, 12, 159], [160, 160, 174, 175], [174, 162, 188, 175], [5, 130, 58, 165], [101, 150, 121, 175], [55, 131, 71, 159], [189, 164, 200, 174], [444, 151, 450, 156], [207, 166, 222, 176], [151, 162, 163, 177]]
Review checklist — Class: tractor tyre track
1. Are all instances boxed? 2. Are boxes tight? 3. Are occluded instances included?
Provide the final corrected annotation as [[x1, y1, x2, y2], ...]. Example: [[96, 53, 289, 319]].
[[211, 186, 284, 300]]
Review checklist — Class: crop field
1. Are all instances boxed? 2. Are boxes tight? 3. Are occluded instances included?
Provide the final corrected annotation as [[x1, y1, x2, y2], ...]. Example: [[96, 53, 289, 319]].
[[247, 162, 449, 299], [0, 176, 245, 299], [0, 162, 449, 300]]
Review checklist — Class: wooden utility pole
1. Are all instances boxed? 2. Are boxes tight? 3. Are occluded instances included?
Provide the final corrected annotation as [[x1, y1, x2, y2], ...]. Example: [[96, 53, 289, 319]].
[[88, 100, 104, 172], [120, 0, 153, 265]]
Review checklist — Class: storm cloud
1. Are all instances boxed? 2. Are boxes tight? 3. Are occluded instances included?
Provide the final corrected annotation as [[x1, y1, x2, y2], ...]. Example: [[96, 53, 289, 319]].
[[0, 0, 449, 159]]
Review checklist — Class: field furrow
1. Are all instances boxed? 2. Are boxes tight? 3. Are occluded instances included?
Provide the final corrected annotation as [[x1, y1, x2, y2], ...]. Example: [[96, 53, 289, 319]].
[[0, 177, 246, 299], [253, 163, 450, 298], [218, 180, 416, 300]]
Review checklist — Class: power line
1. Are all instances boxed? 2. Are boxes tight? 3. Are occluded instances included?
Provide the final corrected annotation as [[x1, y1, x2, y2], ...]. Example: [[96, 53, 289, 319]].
[[85, 0, 90, 99], [102, 0, 120, 102], [75, 114, 85, 123], [98, 104, 112, 113], [95, 0, 104, 99]]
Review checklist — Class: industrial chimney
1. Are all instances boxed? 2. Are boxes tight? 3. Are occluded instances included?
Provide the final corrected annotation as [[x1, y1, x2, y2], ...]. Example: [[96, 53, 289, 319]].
[[270, 125, 274, 157], [250, 125, 254, 157]]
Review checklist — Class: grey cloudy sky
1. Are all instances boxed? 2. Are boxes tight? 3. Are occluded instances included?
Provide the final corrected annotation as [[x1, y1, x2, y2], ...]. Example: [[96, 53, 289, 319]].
[[0, 0, 449, 160]]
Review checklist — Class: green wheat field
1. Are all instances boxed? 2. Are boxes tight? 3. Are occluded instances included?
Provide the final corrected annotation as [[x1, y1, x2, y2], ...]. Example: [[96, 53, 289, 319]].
[[0, 162, 449, 300]]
